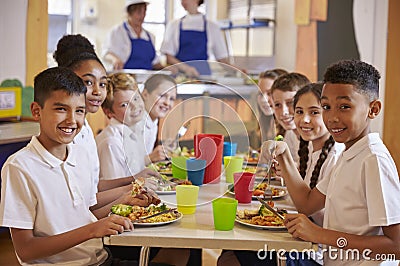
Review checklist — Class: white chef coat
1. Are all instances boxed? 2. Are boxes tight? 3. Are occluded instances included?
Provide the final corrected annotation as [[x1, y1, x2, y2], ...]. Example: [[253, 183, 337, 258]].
[[160, 13, 228, 61], [103, 22, 161, 67]]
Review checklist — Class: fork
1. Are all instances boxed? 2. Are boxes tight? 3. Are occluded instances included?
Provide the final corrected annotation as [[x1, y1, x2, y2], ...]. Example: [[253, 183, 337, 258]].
[[263, 142, 276, 199]]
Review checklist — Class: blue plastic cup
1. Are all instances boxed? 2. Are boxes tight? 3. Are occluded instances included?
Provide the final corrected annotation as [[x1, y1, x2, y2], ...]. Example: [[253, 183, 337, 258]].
[[223, 142, 238, 157], [186, 158, 207, 186]]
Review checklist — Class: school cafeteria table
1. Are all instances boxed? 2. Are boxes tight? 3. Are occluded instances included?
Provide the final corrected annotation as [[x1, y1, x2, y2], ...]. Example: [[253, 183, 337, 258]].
[[103, 180, 315, 266]]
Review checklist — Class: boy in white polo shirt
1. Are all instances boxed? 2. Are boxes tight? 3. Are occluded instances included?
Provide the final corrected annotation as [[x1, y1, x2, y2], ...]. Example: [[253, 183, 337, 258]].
[[0, 67, 133, 265], [262, 60, 400, 265]]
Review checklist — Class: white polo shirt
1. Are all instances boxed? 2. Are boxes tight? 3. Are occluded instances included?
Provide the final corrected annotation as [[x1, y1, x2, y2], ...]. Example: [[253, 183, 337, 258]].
[[317, 133, 400, 265], [160, 13, 229, 60], [0, 136, 107, 265], [96, 118, 146, 180], [284, 130, 300, 165], [73, 119, 100, 186], [305, 142, 345, 227], [102, 22, 160, 67], [132, 111, 158, 155]]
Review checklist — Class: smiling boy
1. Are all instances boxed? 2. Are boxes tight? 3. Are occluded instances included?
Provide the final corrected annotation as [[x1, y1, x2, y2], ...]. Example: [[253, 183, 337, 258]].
[[0, 67, 132, 264], [262, 60, 400, 265]]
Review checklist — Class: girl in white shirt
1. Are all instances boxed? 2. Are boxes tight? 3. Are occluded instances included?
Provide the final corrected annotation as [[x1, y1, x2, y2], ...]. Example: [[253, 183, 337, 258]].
[[53, 34, 160, 217], [287, 82, 345, 265]]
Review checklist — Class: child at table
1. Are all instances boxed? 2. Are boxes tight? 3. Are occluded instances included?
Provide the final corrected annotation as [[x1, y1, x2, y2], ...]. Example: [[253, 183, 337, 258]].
[[249, 68, 288, 149], [132, 74, 178, 163], [0, 67, 133, 265], [271, 72, 310, 165], [219, 83, 344, 266], [96, 73, 148, 179], [287, 82, 345, 265], [53, 34, 160, 215], [262, 60, 400, 265]]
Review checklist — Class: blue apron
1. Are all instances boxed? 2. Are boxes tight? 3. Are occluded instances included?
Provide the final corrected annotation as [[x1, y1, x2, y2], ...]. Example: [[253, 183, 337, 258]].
[[123, 22, 156, 70], [176, 16, 211, 75]]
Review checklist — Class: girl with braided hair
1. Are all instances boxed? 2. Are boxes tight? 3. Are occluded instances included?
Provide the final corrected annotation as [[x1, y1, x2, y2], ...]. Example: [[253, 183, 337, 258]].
[[283, 83, 344, 265], [293, 83, 344, 228]]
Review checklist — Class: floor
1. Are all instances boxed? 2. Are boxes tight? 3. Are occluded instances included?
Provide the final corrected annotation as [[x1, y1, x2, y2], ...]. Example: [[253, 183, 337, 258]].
[[0, 229, 220, 265]]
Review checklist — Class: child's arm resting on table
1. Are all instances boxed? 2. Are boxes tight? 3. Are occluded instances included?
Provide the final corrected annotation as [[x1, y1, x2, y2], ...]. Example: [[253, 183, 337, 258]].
[[10, 214, 133, 263], [261, 140, 326, 215], [285, 214, 400, 260]]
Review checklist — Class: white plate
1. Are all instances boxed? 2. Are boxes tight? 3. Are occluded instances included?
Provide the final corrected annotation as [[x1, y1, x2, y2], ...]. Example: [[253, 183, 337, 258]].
[[235, 217, 286, 230], [155, 190, 176, 195], [133, 212, 183, 226], [227, 184, 288, 199]]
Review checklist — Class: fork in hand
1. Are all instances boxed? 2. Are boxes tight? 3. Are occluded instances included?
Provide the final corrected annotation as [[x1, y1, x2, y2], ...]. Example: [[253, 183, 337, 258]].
[[263, 142, 276, 200]]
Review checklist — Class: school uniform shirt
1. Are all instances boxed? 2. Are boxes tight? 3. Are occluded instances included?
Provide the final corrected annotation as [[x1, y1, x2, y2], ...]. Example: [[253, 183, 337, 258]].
[[316, 133, 400, 266], [73, 119, 100, 186], [305, 142, 345, 227], [284, 130, 301, 165], [95, 118, 146, 180], [160, 13, 228, 62], [103, 22, 160, 69], [0, 136, 107, 265], [132, 111, 158, 155]]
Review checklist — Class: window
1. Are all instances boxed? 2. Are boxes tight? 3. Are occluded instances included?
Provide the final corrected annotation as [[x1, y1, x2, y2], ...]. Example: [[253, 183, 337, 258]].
[[143, 0, 167, 50], [47, 0, 73, 67]]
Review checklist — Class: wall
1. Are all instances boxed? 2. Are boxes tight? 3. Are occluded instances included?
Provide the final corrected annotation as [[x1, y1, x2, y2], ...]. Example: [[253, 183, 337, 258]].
[[274, 0, 387, 135], [0, 0, 27, 84]]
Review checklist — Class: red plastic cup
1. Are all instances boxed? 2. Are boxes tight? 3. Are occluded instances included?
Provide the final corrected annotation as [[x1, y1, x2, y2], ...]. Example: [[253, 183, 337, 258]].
[[233, 172, 255, 203], [194, 134, 224, 184]]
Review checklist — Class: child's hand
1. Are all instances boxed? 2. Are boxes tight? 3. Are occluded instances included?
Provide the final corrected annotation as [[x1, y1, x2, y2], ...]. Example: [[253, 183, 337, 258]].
[[120, 191, 151, 207], [92, 214, 133, 237], [273, 161, 282, 177], [149, 145, 168, 162], [284, 213, 321, 242], [260, 140, 288, 163], [133, 169, 160, 190]]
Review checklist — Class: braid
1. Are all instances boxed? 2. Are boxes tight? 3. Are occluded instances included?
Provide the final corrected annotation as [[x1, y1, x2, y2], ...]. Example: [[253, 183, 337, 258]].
[[298, 137, 309, 179], [309, 136, 335, 188]]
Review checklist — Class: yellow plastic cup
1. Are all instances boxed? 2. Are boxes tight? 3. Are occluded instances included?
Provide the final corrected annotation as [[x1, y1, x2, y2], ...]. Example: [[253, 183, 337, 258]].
[[224, 156, 244, 183], [212, 197, 238, 230], [175, 185, 199, 214]]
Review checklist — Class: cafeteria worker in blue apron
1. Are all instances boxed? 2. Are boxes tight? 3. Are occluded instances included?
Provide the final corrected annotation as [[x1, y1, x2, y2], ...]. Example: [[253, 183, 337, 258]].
[[103, 0, 164, 71], [160, 0, 232, 77]]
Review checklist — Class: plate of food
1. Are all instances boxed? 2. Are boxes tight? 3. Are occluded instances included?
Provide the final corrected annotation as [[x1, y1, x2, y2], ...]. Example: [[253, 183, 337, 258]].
[[110, 203, 183, 226], [227, 183, 288, 199], [155, 178, 192, 194], [235, 205, 287, 230], [152, 161, 173, 176]]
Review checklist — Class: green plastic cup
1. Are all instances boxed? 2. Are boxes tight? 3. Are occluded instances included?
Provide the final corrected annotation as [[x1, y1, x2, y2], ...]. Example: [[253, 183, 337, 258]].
[[176, 185, 199, 214], [224, 156, 244, 183], [172, 156, 188, 179], [212, 197, 238, 230]]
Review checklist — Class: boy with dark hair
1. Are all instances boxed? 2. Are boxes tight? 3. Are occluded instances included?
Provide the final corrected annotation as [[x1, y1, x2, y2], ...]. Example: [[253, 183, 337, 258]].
[[0, 67, 132, 265], [262, 60, 400, 265]]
